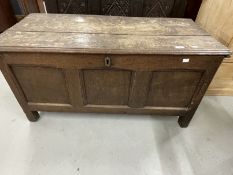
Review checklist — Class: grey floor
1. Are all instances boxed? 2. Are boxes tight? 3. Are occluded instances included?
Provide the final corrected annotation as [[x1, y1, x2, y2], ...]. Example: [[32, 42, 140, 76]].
[[0, 72, 233, 175]]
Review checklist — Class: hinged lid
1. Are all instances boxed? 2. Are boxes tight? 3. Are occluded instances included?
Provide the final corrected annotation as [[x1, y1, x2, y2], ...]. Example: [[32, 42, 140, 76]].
[[0, 13, 231, 56]]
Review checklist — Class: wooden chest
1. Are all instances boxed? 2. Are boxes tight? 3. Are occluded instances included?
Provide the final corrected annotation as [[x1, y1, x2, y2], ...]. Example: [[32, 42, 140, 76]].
[[0, 14, 230, 127]]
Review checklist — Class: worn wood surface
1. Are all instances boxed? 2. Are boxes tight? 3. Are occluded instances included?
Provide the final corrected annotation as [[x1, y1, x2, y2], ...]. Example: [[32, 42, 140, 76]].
[[0, 14, 230, 56], [0, 52, 226, 127], [196, 0, 233, 96], [9, 14, 207, 35], [0, 14, 230, 127]]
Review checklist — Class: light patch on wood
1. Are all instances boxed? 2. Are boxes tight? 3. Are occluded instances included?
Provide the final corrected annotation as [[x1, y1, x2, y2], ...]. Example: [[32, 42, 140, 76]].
[[182, 58, 190, 63]]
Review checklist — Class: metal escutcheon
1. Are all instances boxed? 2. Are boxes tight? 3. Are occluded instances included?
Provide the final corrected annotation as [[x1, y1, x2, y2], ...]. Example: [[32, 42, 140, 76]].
[[105, 56, 111, 67]]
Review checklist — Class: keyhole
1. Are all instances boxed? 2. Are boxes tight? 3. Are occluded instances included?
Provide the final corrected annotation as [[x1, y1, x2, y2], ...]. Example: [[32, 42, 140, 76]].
[[105, 57, 111, 67]]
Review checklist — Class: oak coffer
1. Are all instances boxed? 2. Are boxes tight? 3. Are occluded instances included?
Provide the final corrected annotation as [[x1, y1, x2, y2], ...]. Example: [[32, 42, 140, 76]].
[[0, 14, 231, 127]]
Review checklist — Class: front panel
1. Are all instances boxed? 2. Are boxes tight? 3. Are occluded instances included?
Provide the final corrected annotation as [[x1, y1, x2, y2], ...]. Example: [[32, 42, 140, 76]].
[[11, 66, 70, 104], [3, 53, 221, 115], [147, 71, 203, 107], [83, 69, 131, 105]]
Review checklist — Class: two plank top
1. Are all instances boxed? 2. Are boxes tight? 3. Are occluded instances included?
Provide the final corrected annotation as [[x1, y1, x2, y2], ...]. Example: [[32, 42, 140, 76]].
[[0, 13, 231, 55]]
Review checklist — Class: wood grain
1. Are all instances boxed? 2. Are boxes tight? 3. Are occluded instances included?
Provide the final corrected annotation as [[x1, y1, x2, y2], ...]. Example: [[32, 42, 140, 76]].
[[196, 0, 233, 95], [83, 69, 131, 105], [128, 71, 152, 108], [0, 14, 230, 55], [0, 14, 230, 127], [10, 14, 207, 35], [0, 31, 230, 55], [147, 71, 203, 107], [206, 62, 233, 96], [11, 66, 70, 104]]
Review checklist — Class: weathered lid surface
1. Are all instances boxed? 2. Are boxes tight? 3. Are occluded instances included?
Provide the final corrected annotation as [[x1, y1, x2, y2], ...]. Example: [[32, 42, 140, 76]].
[[0, 13, 231, 56]]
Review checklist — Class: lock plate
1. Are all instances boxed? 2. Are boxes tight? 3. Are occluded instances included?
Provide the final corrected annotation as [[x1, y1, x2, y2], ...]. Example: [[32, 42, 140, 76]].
[[105, 56, 111, 67]]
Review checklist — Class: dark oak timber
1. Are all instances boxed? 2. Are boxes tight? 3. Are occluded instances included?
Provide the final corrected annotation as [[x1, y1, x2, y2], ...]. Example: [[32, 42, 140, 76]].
[[0, 14, 231, 127]]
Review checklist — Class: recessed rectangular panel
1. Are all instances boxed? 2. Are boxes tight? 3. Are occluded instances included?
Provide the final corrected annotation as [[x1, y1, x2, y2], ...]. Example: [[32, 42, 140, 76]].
[[12, 66, 70, 104], [147, 71, 203, 107], [83, 69, 131, 105]]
